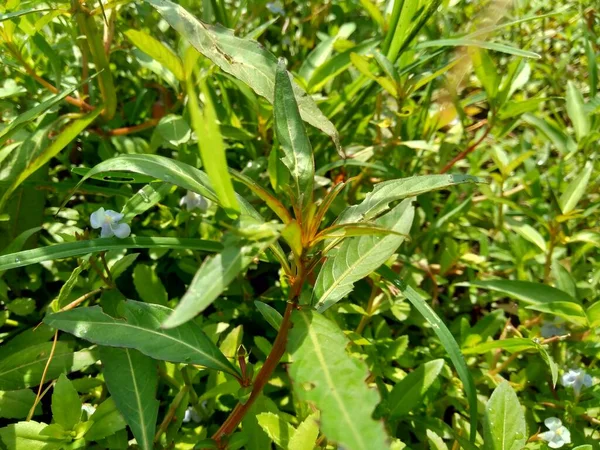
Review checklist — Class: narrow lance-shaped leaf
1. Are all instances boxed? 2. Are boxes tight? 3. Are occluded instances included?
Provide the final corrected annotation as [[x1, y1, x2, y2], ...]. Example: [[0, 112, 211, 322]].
[[559, 163, 592, 215], [377, 265, 478, 443], [163, 226, 280, 329], [0, 237, 221, 272], [100, 347, 159, 450], [287, 310, 389, 450], [0, 108, 102, 212], [313, 199, 414, 312], [466, 279, 577, 305], [51, 374, 82, 430], [388, 359, 445, 418], [44, 300, 240, 378], [187, 77, 240, 217], [144, 0, 341, 151], [125, 29, 185, 81], [565, 81, 590, 142], [336, 174, 485, 224], [483, 381, 526, 450], [274, 59, 315, 211]]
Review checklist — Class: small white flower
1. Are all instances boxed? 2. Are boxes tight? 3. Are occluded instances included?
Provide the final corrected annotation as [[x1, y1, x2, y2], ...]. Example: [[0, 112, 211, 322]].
[[81, 403, 96, 418], [182, 406, 202, 424], [539, 417, 571, 448], [266, 1, 284, 15], [561, 368, 593, 395], [179, 191, 209, 212], [90, 207, 131, 238]]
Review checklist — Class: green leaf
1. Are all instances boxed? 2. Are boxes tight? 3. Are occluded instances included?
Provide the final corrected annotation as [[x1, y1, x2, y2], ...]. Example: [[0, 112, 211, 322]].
[[156, 115, 192, 146], [483, 381, 526, 450], [100, 347, 159, 450], [525, 302, 588, 327], [124, 29, 185, 81], [0, 389, 41, 419], [587, 302, 600, 329], [0, 421, 65, 450], [85, 398, 127, 442], [0, 8, 51, 22], [0, 237, 221, 272], [566, 81, 590, 142], [44, 300, 240, 377], [133, 263, 168, 305], [462, 338, 539, 354], [163, 230, 279, 328], [287, 310, 389, 450], [144, 0, 341, 151], [377, 266, 478, 443], [522, 113, 577, 155], [274, 59, 315, 211], [51, 374, 82, 430], [388, 359, 445, 418], [187, 77, 240, 217], [469, 48, 498, 104], [417, 39, 540, 58], [0, 88, 76, 147], [121, 182, 172, 223], [466, 279, 577, 305], [53, 263, 86, 311], [559, 163, 592, 214], [313, 199, 414, 312], [256, 412, 296, 448], [288, 413, 319, 450], [0, 108, 102, 212], [0, 342, 97, 390], [337, 174, 485, 224], [254, 301, 283, 331]]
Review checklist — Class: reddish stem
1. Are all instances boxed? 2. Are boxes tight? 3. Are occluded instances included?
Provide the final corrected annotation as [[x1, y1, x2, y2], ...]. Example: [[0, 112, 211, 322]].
[[440, 125, 492, 173]]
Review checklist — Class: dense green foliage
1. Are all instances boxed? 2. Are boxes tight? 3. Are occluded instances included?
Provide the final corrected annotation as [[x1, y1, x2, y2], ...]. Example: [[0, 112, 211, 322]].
[[0, 1, 598, 449]]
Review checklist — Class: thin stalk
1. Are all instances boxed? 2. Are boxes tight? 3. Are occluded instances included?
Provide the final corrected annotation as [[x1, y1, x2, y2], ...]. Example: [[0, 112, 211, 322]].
[[27, 331, 59, 421]]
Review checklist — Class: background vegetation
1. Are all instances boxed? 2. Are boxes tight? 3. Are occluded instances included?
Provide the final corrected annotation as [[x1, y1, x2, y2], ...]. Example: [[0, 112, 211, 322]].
[[0, 0, 598, 449]]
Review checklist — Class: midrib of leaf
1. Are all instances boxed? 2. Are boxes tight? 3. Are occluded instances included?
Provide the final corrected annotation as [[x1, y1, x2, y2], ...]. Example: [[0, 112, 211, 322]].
[[124, 348, 149, 450], [299, 312, 367, 449], [56, 319, 231, 375], [316, 234, 391, 307], [284, 113, 302, 200]]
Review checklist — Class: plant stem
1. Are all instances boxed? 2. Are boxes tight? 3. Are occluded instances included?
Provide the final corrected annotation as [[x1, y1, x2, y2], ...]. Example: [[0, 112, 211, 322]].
[[440, 123, 492, 173], [212, 300, 296, 445], [27, 331, 59, 421]]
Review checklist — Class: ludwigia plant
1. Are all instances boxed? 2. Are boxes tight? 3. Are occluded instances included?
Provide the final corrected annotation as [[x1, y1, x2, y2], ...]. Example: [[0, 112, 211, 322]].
[[1, 0, 598, 449]]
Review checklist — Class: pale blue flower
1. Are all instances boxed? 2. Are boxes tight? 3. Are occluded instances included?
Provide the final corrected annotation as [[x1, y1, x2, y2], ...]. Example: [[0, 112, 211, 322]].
[[180, 191, 209, 212], [539, 417, 571, 448], [90, 207, 131, 238], [561, 368, 593, 395]]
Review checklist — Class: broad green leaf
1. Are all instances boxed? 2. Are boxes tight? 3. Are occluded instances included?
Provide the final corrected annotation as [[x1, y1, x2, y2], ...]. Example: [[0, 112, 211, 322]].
[[125, 29, 185, 81], [287, 310, 389, 450], [313, 199, 414, 312], [0, 389, 41, 419], [469, 48, 498, 103], [0, 88, 76, 147], [254, 301, 283, 331], [44, 300, 240, 377], [0, 237, 221, 272], [0, 342, 97, 390], [85, 398, 127, 442], [552, 261, 577, 299], [144, 0, 341, 151], [51, 374, 82, 430], [256, 412, 296, 448], [566, 81, 590, 142], [0, 8, 51, 22], [274, 60, 315, 211], [506, 219, 546, 252], [388, 359, 445, 418], [187, 78, 240, 217], [587, 302, 600, 329], [467, 279, 576, 305], [526, 302, 588, 327], [314, 222, 409, 244], [163, 229, 279, 328], [133, 263, 168, 305], [288, 413, 319, 450], [483, 381, 526, 450], [121, 182, 173, 223], [0, 421, 65, 450], [378, 266, 478, 443], [559, 163, 592, 214], [573, 445, 593, 450], [100, 347, 159, 450], [417, 39, 540, 58], [462, 338, 539, 355], [0, 108, 102, 211], [337, 174, 485, 224], [156, 115, 191, 145]]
